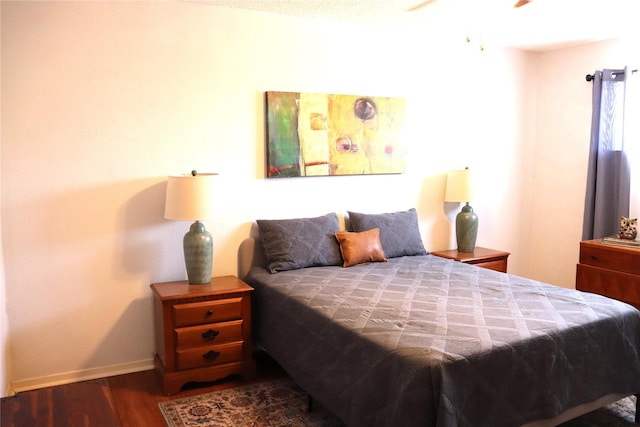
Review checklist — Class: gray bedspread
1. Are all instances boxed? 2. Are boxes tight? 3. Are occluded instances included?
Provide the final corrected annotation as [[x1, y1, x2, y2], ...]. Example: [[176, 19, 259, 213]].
[[245, 255, 640, 427]]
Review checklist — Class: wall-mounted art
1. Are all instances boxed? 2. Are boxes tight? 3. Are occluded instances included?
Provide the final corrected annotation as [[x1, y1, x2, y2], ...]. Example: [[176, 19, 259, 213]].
[[265, 91, 406, 178]]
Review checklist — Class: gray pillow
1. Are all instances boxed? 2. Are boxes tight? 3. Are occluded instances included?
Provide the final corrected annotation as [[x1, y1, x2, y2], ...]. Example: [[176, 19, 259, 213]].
[[257, 213, 343, 273], [348, 208, 428, 258]]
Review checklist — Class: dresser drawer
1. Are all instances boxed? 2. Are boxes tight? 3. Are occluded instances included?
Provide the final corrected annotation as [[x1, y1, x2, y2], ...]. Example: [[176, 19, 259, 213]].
[[173, 297, 243, 327], [175, 320, 243, 349], [176, 341, 244, 370], [579, 244, 640, 275], [577, 264, 640, 309]]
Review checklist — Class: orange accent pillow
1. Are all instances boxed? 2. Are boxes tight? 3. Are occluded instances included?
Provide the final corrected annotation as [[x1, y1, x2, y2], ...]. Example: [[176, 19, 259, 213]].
[[335, 228, 387, 267]]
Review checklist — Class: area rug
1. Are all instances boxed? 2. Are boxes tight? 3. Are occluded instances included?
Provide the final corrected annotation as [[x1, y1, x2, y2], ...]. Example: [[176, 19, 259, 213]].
[[159, 377, 637, 427], [158, 377, 343, 427], [560, 395, 637, 426]]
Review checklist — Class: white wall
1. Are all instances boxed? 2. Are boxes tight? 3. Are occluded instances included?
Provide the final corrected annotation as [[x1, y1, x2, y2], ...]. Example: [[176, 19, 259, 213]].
[[527, 37, 640, 287], [0, 0, 9, 394], [0, 199, 8, 396], [2, 1, 536, 391]]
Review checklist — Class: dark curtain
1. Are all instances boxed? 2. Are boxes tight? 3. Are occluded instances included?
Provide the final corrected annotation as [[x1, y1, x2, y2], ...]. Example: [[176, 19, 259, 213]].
[[582, 67, 632, 240]]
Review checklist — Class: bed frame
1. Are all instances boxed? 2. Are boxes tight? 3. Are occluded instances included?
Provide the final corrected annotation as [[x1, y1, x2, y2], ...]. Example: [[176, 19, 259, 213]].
[[238, 234, 640, 426]]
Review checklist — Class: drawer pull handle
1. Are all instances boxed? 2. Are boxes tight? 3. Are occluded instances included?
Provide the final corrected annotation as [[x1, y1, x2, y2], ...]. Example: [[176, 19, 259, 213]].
[[201, 329, 220, 341], [206, 309, 214, 316], [591, 255, 598, 260], [203, 350, 220, 361]]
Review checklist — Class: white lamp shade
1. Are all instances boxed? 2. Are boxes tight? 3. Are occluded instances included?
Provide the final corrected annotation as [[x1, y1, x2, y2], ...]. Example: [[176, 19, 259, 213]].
[[444, 169, 474, 203], [164, 173, 218, 221]]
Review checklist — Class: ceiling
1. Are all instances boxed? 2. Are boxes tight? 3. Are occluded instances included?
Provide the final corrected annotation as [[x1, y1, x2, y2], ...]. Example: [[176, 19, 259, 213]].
[[191, 0, 639, 51]]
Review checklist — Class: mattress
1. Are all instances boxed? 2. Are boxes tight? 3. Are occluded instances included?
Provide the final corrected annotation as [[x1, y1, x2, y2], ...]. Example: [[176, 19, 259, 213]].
[[246, 254, 640, 427]]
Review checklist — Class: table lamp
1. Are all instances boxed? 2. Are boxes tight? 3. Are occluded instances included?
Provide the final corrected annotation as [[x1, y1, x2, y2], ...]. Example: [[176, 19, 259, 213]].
[[444, 167, 477, 252], [164, 171, 218, 284]]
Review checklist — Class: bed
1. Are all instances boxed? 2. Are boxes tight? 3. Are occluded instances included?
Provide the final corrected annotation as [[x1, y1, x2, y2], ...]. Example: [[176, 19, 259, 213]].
[[240, 210, 640, 427]]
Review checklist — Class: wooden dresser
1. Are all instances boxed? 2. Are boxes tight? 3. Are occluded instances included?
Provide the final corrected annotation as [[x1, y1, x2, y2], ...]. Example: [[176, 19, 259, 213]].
[[576, 239, 640, 310], [151, 275, 256, 394]]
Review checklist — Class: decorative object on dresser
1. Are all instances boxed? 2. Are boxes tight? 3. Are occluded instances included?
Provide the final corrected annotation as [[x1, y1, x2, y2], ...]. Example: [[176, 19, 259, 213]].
[[444, 167, 478, 252], [431, 246, 509, 273], [151, 275, 256, 395], [576, 239, 640, 310], [164, 171, 218, 284], [618, 216, 638, 240]]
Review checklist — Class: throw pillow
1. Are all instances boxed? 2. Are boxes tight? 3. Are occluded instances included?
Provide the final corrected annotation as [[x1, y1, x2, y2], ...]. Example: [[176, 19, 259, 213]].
[[335, 228, 387, 267]]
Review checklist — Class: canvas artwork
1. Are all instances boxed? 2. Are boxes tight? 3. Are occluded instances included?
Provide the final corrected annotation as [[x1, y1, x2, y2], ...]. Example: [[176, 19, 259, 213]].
[[265, 91, 406, 178]]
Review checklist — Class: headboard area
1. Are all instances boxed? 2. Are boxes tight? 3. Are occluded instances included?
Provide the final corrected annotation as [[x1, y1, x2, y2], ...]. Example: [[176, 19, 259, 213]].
[[236, 209, 427, 279], [237, 222, 266, 280]]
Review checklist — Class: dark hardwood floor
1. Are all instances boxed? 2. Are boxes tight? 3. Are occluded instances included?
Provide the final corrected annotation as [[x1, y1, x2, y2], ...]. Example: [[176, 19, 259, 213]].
[[1, 352, 286, 427]]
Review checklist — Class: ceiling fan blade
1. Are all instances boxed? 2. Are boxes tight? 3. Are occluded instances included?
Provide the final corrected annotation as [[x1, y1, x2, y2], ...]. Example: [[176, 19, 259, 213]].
[[513, 0, 531, 8], [406, 0, 437, 12]]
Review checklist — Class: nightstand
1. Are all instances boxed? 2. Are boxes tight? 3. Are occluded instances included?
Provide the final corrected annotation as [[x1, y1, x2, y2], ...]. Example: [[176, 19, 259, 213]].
[[151, 275, 256, 395], [431, 247, 510, 273]]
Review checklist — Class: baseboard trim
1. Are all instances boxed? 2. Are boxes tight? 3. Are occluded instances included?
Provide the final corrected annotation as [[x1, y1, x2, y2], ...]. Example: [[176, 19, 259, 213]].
[[10, 358, 154, 394]]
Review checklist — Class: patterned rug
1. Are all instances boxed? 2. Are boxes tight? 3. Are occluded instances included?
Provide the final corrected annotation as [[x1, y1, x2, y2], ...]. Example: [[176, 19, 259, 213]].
[[560, 395, 637, 426], [158, 377, 343, 427], [159, 377, 637, 427]]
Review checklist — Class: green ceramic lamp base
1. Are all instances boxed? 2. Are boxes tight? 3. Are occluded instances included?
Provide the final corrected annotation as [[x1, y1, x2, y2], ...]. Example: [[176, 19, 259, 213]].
[[183, 221, 213, 284], [456, 203, 478, 253]]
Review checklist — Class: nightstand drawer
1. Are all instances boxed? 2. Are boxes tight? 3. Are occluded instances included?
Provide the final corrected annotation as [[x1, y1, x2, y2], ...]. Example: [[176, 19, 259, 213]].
[[175, 320, 244, 348], [474, 259, 507, 272], [174, 297, 243, 327], [579, 244, 640, 275], [176, 341, 244, 370]]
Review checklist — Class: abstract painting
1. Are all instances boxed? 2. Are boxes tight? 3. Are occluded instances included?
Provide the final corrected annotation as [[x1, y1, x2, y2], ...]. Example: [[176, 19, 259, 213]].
[[265, 91, 406, 178]]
